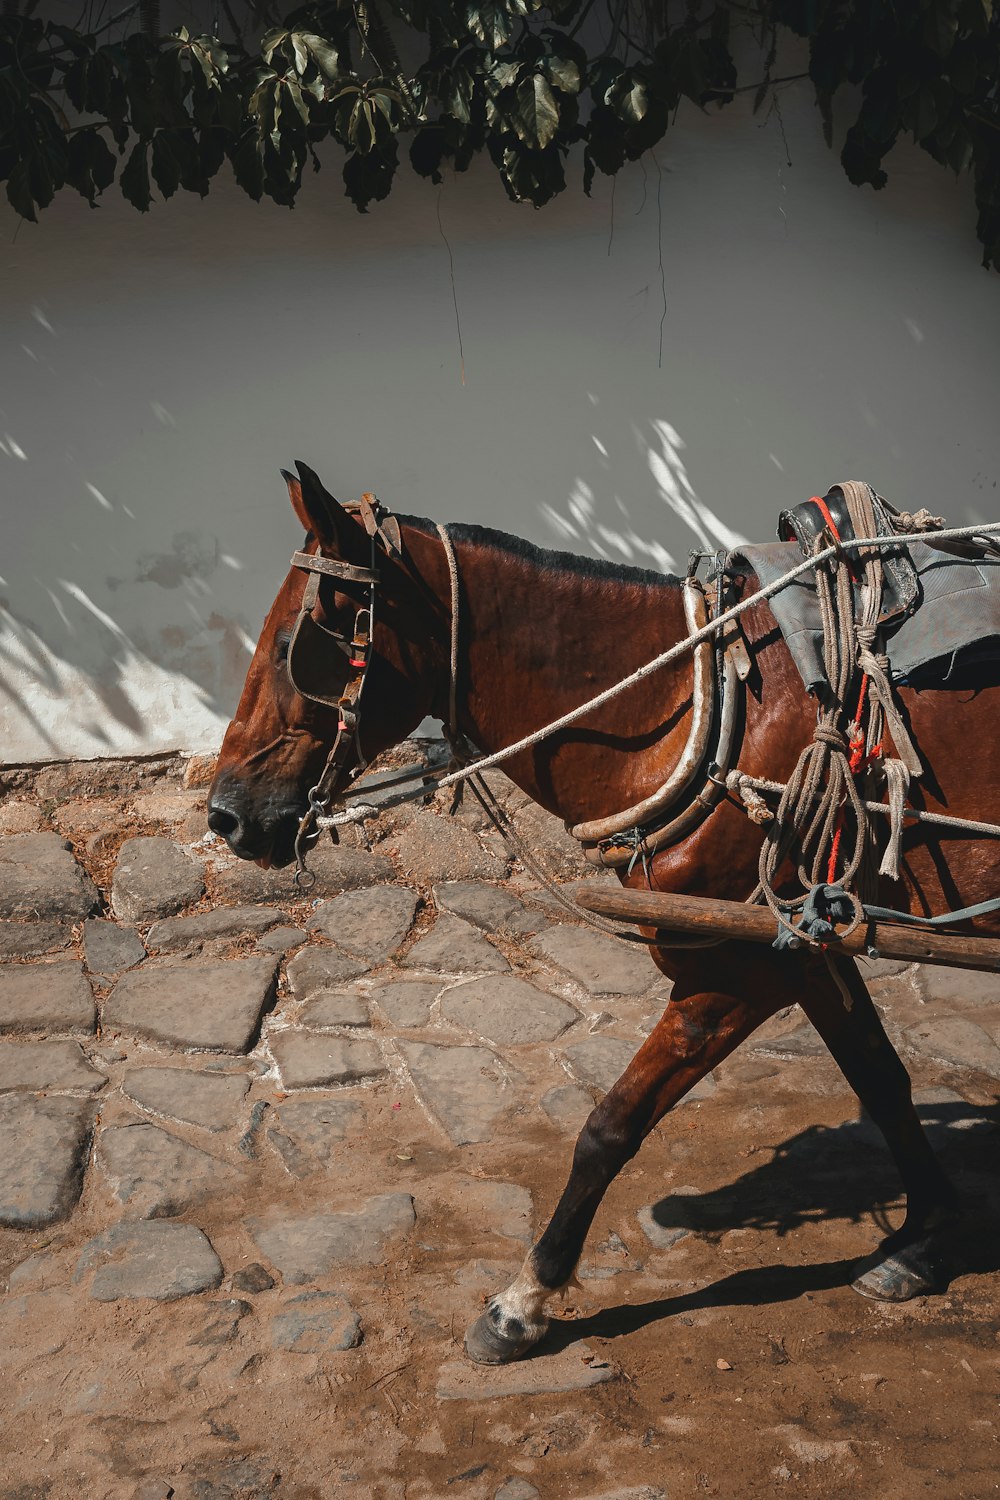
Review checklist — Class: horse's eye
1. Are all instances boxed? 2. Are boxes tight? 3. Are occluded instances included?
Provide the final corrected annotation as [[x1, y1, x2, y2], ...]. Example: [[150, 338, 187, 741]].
[[274, 632, 291, 665]]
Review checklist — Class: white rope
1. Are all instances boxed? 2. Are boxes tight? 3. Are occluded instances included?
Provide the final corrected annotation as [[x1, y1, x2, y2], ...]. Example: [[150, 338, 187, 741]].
[[434, 521, 1000, 793], [727, 771, 1000, 840]]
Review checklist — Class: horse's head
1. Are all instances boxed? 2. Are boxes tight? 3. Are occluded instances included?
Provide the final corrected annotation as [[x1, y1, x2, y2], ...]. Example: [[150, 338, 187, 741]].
[[207, 463, 442, 866]]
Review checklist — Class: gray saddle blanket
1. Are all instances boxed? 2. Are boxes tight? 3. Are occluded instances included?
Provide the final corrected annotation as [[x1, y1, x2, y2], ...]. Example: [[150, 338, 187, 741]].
[[729, 540, 1000, 692]]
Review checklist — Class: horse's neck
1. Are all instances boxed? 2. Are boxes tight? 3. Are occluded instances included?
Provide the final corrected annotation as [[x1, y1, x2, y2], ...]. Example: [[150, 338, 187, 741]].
[[443, 528, 691, 824]]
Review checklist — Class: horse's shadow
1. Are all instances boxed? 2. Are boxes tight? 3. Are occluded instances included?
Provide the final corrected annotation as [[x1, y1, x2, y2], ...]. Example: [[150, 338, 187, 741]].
[[540, 1098, 1000, 1356]]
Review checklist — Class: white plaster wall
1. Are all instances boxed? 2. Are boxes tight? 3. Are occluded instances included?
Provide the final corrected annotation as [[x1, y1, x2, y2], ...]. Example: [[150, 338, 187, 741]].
[[1, 80, 998, 763]]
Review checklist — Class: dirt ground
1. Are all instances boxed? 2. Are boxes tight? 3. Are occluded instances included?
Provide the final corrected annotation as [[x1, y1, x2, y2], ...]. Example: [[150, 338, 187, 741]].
[[1, 756, 999, 1500]]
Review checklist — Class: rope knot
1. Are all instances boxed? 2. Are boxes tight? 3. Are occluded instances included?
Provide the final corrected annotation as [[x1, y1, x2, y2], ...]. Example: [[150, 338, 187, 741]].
[[813, 725, 849, 752]]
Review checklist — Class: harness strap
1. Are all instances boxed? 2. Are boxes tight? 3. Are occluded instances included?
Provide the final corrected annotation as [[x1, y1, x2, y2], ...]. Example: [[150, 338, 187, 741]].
[[291, 551, 379, 586], [863, 895, 1000, 928]]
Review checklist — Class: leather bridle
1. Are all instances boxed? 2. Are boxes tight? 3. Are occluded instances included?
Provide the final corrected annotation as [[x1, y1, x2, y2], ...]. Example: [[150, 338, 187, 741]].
[[288, 493, 402, 888]]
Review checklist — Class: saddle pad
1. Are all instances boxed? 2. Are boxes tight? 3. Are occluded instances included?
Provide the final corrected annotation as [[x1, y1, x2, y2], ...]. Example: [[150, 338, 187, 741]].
[[729, 540, 1000, 692]]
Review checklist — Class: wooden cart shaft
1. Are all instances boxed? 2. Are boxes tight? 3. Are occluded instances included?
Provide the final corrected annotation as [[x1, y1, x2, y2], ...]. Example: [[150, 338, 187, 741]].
[[572, 887, 1000, 973]]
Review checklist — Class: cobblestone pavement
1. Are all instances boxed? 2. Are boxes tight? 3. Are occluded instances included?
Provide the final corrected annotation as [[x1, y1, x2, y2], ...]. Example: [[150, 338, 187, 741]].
[[1, 750, 999, 1500]]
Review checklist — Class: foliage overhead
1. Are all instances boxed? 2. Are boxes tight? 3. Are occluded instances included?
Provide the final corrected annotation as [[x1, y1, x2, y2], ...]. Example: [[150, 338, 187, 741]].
[[1, 1, 998, 266]]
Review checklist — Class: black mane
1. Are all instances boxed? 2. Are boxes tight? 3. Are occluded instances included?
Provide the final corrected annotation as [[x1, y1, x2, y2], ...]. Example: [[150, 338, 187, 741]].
[[399, 515, 678, 590]]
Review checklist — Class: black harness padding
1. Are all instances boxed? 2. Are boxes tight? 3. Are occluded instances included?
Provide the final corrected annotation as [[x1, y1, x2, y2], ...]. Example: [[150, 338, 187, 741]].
[[777, 485, 920, 625]]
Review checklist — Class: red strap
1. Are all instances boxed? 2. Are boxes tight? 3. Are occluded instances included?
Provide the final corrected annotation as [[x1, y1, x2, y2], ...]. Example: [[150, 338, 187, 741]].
[[811, 494, 841, 543]]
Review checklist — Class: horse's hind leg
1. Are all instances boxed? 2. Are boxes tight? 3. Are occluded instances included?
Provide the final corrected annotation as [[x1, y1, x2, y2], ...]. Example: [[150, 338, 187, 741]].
[[799, 955, 961, 1301], [464, 941, 790, 1365]]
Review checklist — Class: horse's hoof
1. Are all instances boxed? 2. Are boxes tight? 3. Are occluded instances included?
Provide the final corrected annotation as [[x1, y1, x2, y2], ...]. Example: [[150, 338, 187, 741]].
[[851, 1244, 940, 1302], [464, 1310, 542, 1365]]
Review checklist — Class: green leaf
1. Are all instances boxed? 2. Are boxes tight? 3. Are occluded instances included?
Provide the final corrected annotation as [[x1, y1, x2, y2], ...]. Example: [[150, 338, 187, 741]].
[[512, 71, 559, 149], [261, 29, 288, 65], [489, 60, 521, 91], [228, 129, 264, 201], [284, 77, 310, 126], [189, 36, 228, 90], [151, 129, 197, 198], [302, 33, 340, 79], [608, 72, 647, 125], [545, 55, 580, 94], [499, 141, 565, 206], [343, 140, 399, 211], [291, 32, 309, 75], [6, 159, 37, 222], [410, 126, 445, 182], [586, 103, 626, 176], [65, 130, 116, 203], [466, 1, 520, 51], [120, 140, 152, 211]]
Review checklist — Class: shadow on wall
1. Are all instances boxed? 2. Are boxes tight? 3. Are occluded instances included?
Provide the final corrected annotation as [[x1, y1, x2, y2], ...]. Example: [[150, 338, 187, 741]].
[[0, 410, 737, 758], [0, 521, 257, 757], [540, 415, 747, 572]]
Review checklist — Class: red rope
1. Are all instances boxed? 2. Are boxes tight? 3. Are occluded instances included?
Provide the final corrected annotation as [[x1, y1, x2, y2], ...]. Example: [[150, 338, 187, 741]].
[[826, 672, 881, 885]]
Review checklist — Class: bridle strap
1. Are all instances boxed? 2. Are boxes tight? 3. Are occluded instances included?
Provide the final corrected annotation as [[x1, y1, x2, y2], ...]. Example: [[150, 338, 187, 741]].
[[290, 519, 384, 888], [290, 550, 379, 586]]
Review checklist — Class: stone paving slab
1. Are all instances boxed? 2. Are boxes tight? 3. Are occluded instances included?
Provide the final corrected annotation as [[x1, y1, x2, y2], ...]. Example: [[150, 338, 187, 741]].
[[0, 961, 96, 1036], [286, 944, 366, 997], [398, 1040, 517, 1145], [146, 905, 287, 952], [371, 977, 440, 1028], [250, 1193, 416, 1282], [270, 1290, 362, 1353], [103, 956, 279, 1052], [111, 836, 205, 923], [442, 974, 579, 1047], [752, 1019, 827, 1058], [0, 1094, 95, 1227], [268, 1096, 365, 1176], [0, 920, 72, 959], [905, 1016, 1000, 1079], [436, 1340, 616, 1399], [432, 880, 543, 937], [256, 924, 307, 954], [389, 810, 508, 884], [0, 799, 42, 834], [122, 1065, 250, 1130], [82, 917, 146, 977], [562, 1035, 639, 1093], [915, 965, 1000, 1010], [98, 1122, 241, 1217], [212, 844, 393, 904], [445, 1176, 534, 1243], [529, 925, 655, 996], [308, 885, 419, 962], [75, 1220, 224, 1301], [540, 1082, 594, 1134], [299, 991, 371, 1029], [270, 1032, 387, 1089], [0, 1039, 107, 1094], [187, 1295, 251, 1347], [0, 833, 100, 920], [637, 1196, 696, 1251], [403, 914, 510, 975]]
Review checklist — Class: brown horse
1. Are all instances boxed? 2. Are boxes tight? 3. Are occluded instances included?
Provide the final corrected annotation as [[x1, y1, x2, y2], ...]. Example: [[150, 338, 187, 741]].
[[209, 463, 999, 1365]]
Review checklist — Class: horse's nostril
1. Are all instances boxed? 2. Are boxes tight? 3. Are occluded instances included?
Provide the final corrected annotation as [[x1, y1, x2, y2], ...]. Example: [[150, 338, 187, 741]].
[[207, 802, 242, 842]]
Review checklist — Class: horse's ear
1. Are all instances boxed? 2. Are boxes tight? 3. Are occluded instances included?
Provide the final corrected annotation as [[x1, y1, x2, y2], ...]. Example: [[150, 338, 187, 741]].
[[281, 461, 348, 550]]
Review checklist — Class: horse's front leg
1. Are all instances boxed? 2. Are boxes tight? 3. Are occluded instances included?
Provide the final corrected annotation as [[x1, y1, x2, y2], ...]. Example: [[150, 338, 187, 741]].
[[464, 942, 788, 1365], [800, 955, 961, 1301]]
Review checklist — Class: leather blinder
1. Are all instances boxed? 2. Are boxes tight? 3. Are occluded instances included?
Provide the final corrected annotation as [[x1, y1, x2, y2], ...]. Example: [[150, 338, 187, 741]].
[[287, 610, 352, 707]]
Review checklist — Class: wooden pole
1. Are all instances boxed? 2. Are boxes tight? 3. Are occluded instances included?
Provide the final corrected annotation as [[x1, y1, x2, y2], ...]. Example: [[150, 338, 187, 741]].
[[573, 887, 1000, 973]]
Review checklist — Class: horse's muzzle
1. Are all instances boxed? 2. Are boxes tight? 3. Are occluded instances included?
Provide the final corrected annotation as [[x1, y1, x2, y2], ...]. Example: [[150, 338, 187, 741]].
[[206, 781, 302, 867]]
